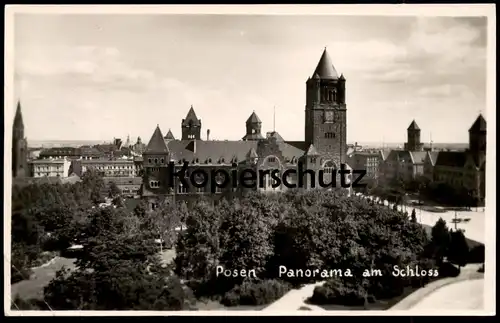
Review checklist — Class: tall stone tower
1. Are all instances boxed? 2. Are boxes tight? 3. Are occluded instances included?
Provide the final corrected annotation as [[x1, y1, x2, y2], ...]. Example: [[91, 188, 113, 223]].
[[181, 106, 202, 140], [12, 101, 28, 178], [469, 114, 486, 155], [305, 48, 347, 168], [404, 120, 424, 151]]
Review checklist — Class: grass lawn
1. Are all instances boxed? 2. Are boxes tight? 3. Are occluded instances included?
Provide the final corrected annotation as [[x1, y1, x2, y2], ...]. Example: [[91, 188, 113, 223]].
[[11, 249, 177, 305], [11, 257, 77, 302]]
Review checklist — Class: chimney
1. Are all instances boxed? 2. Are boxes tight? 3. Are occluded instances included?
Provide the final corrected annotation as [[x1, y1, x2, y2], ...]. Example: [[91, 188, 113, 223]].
[[207, 129, 210, 141]]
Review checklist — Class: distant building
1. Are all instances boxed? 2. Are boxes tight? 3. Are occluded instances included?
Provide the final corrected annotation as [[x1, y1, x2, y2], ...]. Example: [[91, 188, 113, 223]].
[[39, 146, 102, 160], [103, 177, 142, 197], [30, 157, 71, 178], [347, 151, 383, 179], [379, 120, 427, 182], [71, 158, 137, 177], [12, 101, 28, 178]]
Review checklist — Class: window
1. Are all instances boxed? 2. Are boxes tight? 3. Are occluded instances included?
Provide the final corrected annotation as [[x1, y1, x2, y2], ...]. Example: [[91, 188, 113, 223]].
[[215, 186, 223, 193], [148, 158, 152, 163], [196, 187, 204, 193], [325, 132, 335, 139], [178, 183, 188, 194], [160, 158, 164, 164], [154, 158, 158, 164], [311, 157, 317, 163], [150, 180, 160, 188]]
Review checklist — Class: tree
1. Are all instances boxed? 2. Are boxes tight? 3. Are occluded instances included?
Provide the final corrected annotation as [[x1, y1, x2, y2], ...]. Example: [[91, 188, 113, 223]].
[[430, 218, 451, 265], [143, 201, 183, 252], [447, 230, 469, 268], [108, 181, 121, 198], [43, 204, 194, 310], [411, 209, 417, 223], [112, 196, 125, 208]]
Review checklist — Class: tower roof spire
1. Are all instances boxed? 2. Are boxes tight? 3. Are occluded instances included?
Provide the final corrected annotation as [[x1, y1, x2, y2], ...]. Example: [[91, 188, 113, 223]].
[[182, 106, 201, 126], [14, 100, 24, 127], [312, 48, 339, 80], [408, 120, 420, 131]]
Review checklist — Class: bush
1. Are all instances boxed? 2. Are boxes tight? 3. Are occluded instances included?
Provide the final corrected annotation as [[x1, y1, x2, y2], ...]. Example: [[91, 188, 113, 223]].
[[221, 279, 291, 306], [310, 278, 368, 306], [467, 245, 485, 264], [438, 262, 460, 278], [447, 230, 469, 267]]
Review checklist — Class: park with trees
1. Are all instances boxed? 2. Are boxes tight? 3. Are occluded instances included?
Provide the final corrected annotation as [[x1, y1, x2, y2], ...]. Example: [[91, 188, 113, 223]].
[[10, 170, 484, 310]]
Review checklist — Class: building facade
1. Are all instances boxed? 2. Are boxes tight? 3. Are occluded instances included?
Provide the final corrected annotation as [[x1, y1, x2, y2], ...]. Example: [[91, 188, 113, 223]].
[[31, 158, 71, 178], [71, 158, 137, 177], [141, 49, 351, 209], [347, 151, 383, 180]]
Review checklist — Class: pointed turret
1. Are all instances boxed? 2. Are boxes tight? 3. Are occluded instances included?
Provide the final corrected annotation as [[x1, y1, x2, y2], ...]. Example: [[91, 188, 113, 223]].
[[182, 106, 201, 127], [246, 111, 261, 124], [469, 114, 486, 154], [164, 129, 175, 140], [408, 120, 420, 131], [469, 114, 486, 132], [145, 125, 169, 154], [14, 101, 24, 128], [182, 105, 202, 140], [312, 48, 339, 80], [405, 120, 423, 151], [243, 111, 264, 141]]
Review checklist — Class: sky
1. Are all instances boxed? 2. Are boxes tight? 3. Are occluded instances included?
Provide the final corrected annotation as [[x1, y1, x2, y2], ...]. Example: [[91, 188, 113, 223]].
[[12, 13, 488, 144]]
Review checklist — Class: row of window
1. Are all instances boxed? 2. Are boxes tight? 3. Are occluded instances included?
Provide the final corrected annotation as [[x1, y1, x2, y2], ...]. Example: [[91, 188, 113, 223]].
[[325, 132, 336, 139]]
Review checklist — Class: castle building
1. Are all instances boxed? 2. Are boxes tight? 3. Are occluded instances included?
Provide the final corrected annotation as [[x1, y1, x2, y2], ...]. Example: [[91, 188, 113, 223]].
[[141, 49, 350, 209], [12, 101, 28, 178], [432, 114, 486, 202]]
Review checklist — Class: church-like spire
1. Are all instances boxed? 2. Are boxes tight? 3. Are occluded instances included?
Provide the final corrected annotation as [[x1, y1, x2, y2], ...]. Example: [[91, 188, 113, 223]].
[[14, 101, 24, 128], [182, 105, 201, 127], [312, 48, 339, 80]]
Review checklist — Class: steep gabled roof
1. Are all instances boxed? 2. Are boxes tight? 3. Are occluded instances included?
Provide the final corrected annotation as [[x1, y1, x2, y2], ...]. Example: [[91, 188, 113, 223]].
[[163, 139, 304, 165], [434, 151, 467, 168], [409, 151, 427, 164], [312, 48, 339, 80], [246, 111, 261, 124], [144, 125, 169, 154], [164, 129, 175, 140], [246, 147, 259, 159], [304, 144, 320, 156], [469, 114, 486, 132], [408, 120, 420, 131], [182, 106, 201, 127], [425, 151, 440, 166], [266, 131, 285, 142]]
